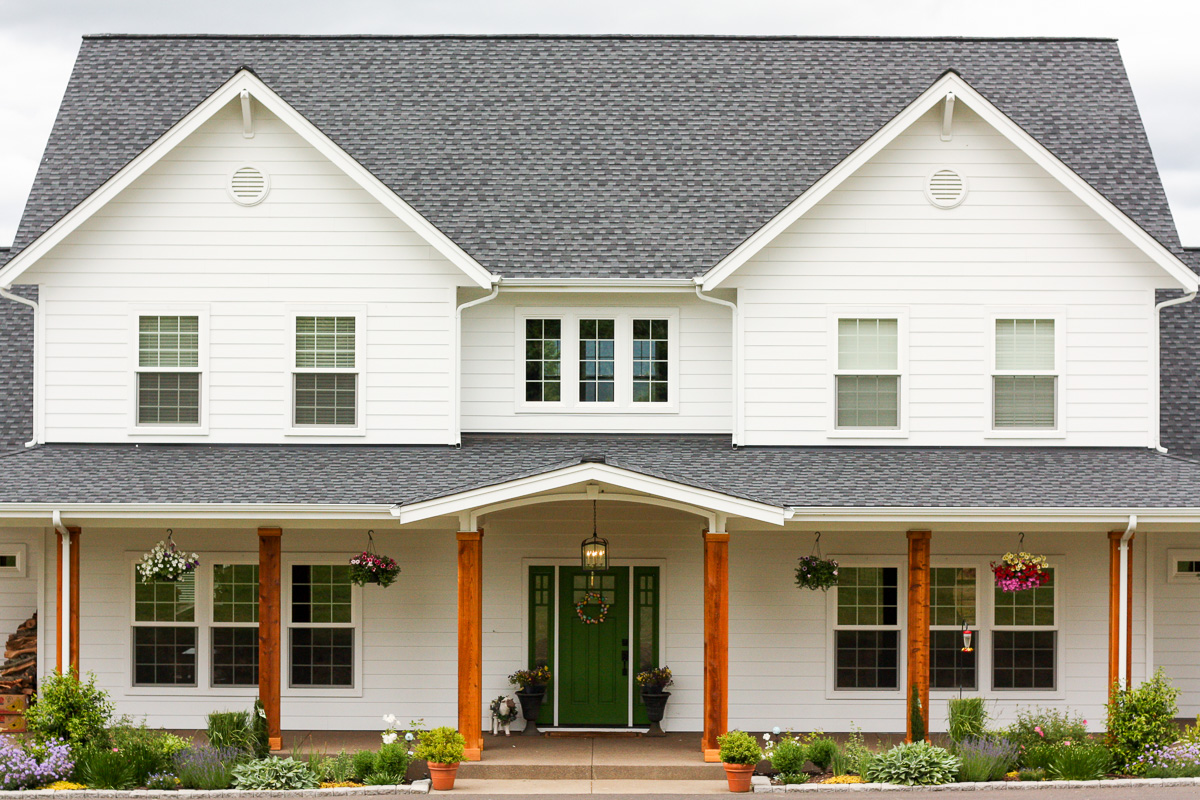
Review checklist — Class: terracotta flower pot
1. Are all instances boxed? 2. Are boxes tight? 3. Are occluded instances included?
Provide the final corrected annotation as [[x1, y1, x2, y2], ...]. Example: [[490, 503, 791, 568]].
[[723, 762, 755, 793], [427, 762, 460, 791]]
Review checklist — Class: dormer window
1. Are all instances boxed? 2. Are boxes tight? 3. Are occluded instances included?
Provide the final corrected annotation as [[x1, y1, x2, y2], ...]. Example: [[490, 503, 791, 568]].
[[136, 315, 202, 427], [992, 318, 1058, 430]]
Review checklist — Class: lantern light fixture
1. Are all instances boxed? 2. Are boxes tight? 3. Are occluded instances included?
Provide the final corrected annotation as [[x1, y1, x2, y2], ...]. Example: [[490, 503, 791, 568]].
[[581, 499, 610, 575]]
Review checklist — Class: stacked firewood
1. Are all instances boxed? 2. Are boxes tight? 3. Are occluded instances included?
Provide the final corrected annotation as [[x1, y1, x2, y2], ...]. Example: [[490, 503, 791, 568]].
[[0, 615, 36, 696]]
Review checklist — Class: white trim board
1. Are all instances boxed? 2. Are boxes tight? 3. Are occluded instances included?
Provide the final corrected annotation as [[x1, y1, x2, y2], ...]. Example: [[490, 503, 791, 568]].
[[699, 71, 1198, 294], [0, 70, 497, 291]]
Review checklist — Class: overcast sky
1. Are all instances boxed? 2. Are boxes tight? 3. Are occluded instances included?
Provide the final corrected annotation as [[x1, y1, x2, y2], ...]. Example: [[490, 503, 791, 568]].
[[1, 0, 1198, 247]]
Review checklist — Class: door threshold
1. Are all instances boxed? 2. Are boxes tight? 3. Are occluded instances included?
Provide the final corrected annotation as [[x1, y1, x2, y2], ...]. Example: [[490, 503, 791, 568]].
[[542, 727, 649, 737]]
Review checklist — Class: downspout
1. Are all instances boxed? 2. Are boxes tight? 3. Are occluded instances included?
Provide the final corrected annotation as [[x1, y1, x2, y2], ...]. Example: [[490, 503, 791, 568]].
[[452, 282, 501, 446], [52, 510, 69, 673], [1152, 291, 1196, 452], [1118, 514, 1137, 687], [694, 282, 740, 447], [0, 285, 40, 447]]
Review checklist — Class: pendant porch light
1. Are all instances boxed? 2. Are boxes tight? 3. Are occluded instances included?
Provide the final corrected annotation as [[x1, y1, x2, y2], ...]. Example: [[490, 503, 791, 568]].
[[581, 499, 610, 578]]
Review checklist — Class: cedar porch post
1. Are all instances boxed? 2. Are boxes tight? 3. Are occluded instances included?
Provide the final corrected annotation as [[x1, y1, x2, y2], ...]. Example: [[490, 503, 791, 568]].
[[55, 526, 81, 673], [1108, 529, 1135, 696], [458, 530, 484, 761], [258, 527, 282, 752], [702, 530, 729, 762], [906, 529, 931, 742]]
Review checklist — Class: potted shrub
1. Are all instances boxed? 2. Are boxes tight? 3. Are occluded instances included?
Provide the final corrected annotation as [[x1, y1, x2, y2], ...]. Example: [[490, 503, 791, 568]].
[[717, 730, 763, 793], [414, 726, 466, 791], [508, 666, 551, 735], [990, 551, 1049, 592], [635, 666, 673, 737]]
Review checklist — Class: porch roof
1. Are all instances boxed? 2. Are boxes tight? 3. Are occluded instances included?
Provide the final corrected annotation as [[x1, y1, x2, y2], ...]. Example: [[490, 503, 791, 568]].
[[0, 435, 1198, 511]]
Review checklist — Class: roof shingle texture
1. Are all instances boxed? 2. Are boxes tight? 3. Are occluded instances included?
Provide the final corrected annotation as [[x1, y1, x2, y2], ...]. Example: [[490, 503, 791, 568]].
[[1, 436, 1198, 508], [1160, 248, 1200, 460], [0, 284, 34, 454], [8, 35, 1184, 278]]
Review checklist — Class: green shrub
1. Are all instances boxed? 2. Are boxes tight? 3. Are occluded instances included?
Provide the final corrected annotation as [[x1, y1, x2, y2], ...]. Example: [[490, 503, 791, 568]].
[[1020, 742, 1058, 771], [414, 727, 466, 765], [109, 722, 189, 784], [173, 745, 243, 790], [777, 772, 808, 785], [769, 738, 807, 776], [831, 725, 872, 777], [1006, 707, 1089, 766], [948, 697, 988, 743], [717, 730, 762, 766], [26, 670, 114, 749], [377, 741, 411, 777], [1047, 741, 1110, 781], [806, 737, 838, 771], [955, 736, 1018, 782], [1018, 767, 1046, 781], [1107, 668, 1180, 774], [318, 750, 357, 783], [364, 770, 404, 785], [232, 757, 319, 790], [251, 699, 270, 758], [74, 746, 136, 790], [864, 742, 959, 786], [352, 749, 378, 782], [207, 710, 257, 753], [1179, 716, 1200, 745], [909, 684, 926, 743]]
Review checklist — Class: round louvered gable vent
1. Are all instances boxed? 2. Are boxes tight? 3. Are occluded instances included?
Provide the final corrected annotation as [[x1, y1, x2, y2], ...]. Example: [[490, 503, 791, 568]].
[[925, 168, 967, 209], [228, 165, 269, 206]]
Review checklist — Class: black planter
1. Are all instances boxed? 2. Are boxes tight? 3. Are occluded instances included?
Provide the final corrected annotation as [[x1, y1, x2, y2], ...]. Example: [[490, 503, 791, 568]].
[[516, 687, 546, 735], [640, 689, 671, 737]]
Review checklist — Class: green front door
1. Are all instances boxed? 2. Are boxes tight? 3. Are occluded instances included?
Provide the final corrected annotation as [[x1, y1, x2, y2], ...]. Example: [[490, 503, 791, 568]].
[[557, 567, 630, 726]]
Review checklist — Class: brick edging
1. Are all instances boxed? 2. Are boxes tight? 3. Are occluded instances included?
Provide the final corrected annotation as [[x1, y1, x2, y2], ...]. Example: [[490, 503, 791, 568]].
[[0, 781, 431, 798], [752, 776, 1200, 792]]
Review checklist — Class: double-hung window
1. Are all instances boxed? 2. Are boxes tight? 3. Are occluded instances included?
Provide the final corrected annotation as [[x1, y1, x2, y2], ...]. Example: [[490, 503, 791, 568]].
[[211, 563, 259, 687], [579, 319, 616, 403], [289, 564, 355, 688], [992, 568, 1057, 690], [525, 319, 562, 402], [833, 566, 900, 690], [292, 315, 361, 430], [928, 567, 978, 690], [835, 318, 901, 430], [992, 319, 1058, 430], [132, 571, 197, 687], [136, 315, 202, 427]]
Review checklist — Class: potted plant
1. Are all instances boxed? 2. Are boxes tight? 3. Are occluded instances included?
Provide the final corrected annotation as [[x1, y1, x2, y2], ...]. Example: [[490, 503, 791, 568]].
[[717, 730, 763, 793], [635, 666, 673, 737], [508, 666, 551, 735], [348, 550, 401, 587], [794, 554, 839, 591], [413, 726, 465, 791], [991, 551, 1049, 592], [137, 536, 199, 583]]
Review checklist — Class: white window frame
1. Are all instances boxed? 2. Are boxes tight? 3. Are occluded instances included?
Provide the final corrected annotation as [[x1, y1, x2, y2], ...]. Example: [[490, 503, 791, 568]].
[[825, 557, 906, 699], [282, 554, 363, 698], [210, 559, 261, 691], [1166, 549, 1200, 583], [927, 561, 982, 696], [514, 307, 680, 414], [985, 309, 1066, 439], [128, 306, 210, 436], [989, 563, 1061, 694], [284, 308, 367, 437], [0, 545, 27, 578], [826, 308, 909, 438]]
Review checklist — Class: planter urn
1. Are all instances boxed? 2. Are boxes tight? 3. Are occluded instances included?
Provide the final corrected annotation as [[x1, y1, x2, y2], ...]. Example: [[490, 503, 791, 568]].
[[427, 761, 459, 791], [723, 762, 755, 793], [516, 686, 547, 735], [640, 689, 670, 737]]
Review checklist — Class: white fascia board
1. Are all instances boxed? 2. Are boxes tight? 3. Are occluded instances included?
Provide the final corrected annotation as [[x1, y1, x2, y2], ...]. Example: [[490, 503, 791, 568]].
[[788, 506, 1200, 524], [393, 461, 786, 526], [500, 278, 698, 292], [701, 72, 1198, 294], [0, 70, 497, 291], [0, 503, 396, 521]]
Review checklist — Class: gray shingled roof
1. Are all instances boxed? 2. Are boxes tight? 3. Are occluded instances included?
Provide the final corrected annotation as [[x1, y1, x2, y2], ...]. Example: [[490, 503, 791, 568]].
[[1160, 248, 1200, 460], [0, 284, 34, 454], [6, 35, 1184, 279], [0, 436, 1198, 509]]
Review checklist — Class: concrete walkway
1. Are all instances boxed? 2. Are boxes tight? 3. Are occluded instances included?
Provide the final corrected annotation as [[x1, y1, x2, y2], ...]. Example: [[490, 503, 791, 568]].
[[456, 733, 725, 781]]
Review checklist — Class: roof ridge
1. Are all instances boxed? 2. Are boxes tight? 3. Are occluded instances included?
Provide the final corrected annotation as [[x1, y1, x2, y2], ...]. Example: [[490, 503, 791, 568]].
[[80, 33, 1120, 43]]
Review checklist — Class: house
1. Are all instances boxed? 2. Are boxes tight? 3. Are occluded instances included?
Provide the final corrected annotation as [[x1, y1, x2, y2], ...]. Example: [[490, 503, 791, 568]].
[[1, 34, 1199, 762]]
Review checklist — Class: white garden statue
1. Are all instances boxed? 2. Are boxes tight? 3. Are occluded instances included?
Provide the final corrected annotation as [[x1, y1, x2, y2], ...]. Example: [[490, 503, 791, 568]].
[[490, 695, 519, 736]]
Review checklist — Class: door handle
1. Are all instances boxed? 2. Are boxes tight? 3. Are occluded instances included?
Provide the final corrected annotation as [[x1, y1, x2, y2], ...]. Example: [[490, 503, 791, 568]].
[[621, 649, 629, 676]]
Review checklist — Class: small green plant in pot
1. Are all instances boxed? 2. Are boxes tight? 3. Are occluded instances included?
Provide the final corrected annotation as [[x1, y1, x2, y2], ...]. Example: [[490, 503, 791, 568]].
[[717, 730, 763, 793], [635, 666, 673, 738], [415, 726, 466, 791], [508, 666, 551, 736]]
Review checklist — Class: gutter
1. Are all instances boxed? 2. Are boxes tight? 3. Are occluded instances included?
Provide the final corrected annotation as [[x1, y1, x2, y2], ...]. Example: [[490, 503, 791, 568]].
[[52, 510, 70, 671], [0, 285, 39, 448], [453, 281, 501, 446], [1117, 514, 1137, 685], [1152, 291, 1197, 452], [693, 281, 741, 447]]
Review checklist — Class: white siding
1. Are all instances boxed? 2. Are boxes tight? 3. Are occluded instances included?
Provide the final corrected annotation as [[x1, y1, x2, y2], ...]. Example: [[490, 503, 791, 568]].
[[29, 98, 471, 445], [1150, 532, 1200, 717], [732, 104, 1173, 447]]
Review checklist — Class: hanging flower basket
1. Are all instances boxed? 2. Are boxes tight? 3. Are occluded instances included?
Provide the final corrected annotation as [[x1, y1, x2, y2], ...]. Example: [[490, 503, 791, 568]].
[[991, 551, 1050, 592], [794, 555, 839, 591], [137, 537, 199, 584], [348, 551, 401, 587]]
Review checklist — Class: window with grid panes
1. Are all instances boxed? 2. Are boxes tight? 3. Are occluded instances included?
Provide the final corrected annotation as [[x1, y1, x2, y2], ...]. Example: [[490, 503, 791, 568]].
[[293, 316, 357, 427], [632, 319, 669, 403], [133, 572, 197, 686], [289, 564, 354, 687], [137, 315, 201, 425], [928, 567, 977, 690], [992, 568, 1056, 689], [993, 319, 1057, 429], [212, 564, 258, 687], [525, 319, 562, 402], [836, 318, 900, 428], [579, 319, 616, 402], [833, 567, 900, 690]]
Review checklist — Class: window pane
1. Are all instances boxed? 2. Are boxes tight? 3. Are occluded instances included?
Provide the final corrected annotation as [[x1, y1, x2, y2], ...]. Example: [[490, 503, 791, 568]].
[[929, 567, 976, 626], [134, 572, 195, 622], [994, 375, 1056, 428], [993, 630, 1056, 690], [836, 375, 899, 428], [525, 319, 563, 403], [530, 568, 552, 668], [291, 564, 352, 625], [632, 318, 669, 404], [290, 628, 354, 687], [994, 568, 1054, 627], [294, 373, 357, 426], [212, 626, 259, 687], [838, 319, 898, 371], [930, 629, 977, 689], [133, 626, 197, 686], [296, 316, 356, 369], [137, 372, 200, 425], [836, 567, 899, 627], [579, 319, 616, 403], [139, 316, 199, 368], [834, 630, 899, 690], [213, 564, 259, 623], [996, 319, 1054, 371]]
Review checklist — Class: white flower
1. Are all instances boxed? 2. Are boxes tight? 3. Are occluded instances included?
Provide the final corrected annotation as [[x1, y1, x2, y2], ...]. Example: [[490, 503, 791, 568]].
[[382, 732, 397, 745], [763, 733, 771, 741], [383, 713, 398, 726]]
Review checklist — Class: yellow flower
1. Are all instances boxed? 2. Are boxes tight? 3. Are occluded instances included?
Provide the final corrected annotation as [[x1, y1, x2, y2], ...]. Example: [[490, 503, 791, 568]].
[[41, 781, 88, 791], [320, 781, 364, 789], [822, 775, 865, 784]]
